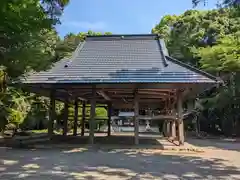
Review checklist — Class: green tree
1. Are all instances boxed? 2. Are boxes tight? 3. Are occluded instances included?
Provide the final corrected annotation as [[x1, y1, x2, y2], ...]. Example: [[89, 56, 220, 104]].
[[192, 0, 240, 7], [0, 0, 68, 77], [152, 8, 240, 66], [153, 7, 240, 136], [0, 0, 68, 133], [193, 33, 240, 72]]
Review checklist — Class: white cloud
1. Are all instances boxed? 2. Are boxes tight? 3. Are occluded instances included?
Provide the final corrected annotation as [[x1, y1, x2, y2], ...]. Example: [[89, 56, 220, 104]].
[[64, 21, 107, 31]]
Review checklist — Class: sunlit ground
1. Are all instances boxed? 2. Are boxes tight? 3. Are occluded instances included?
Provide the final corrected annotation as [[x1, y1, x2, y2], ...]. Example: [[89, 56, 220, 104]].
[[0, 144, 240, 180]]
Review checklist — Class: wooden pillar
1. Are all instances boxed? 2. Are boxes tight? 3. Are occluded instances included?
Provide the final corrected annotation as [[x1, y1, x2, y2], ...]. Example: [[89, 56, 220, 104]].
[[162, 120, 166, 137], [177, 91, 184, 145], [73, 98, 79, 136], [48, 90, 55, 138], [63, 98, 69, 136], [81, 101, 86, 136], [171, 121, 176, 139], [89, 86, 96, 144], [134, 90, 139, 145], [107, 102, 112, 136], [166, 121, 171, 137]]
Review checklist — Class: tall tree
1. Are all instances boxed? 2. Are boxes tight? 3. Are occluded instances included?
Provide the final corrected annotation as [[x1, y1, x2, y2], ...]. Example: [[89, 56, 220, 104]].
[[0, 0, 69, 133], [153, 7, 240, 136], [0, 0, 69, 77], [152, 8, 240, 66], [192, 0, 240, 7]]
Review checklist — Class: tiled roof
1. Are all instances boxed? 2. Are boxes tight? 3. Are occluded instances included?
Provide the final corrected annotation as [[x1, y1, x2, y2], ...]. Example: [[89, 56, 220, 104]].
[[21, 34, 219, 84]]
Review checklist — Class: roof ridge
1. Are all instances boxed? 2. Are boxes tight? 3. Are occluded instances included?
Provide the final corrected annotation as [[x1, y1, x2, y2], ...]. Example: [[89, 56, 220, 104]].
[[64, 41, 86, 68], [86, 34, 158, 38], [71, 41, 86, 60], [86, 34, 158, 41], [156, 38, 168, 67]]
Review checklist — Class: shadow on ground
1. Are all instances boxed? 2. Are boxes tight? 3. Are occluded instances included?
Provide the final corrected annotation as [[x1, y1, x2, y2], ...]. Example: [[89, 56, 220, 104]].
[[0, 145, 239, 180], [186, 138, 240, 152], [51, 135, 164, 146]]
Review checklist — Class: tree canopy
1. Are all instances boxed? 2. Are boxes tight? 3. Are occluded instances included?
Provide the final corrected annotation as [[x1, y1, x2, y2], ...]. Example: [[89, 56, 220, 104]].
[[0, 0, 69, 78], [192, 0, 240, 7], [0, 0, 69, 133], [152, 8, 240, 70], [153, 6, 240, 136]]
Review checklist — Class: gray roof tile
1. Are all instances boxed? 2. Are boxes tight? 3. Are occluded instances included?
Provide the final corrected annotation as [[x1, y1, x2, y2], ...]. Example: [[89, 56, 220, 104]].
[[21, 34, 218, 84]]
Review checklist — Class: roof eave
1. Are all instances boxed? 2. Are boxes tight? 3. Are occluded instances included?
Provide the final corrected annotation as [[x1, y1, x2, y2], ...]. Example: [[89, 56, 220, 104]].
[[165, 56, 223, 84]]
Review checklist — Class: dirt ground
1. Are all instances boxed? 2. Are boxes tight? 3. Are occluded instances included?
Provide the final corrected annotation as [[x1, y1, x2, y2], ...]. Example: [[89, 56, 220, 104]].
[[0, 139, 240, 180]]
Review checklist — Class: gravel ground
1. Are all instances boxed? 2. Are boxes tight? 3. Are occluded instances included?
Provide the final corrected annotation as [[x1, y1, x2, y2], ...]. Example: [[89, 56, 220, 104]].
[[0, 145, 239, 180]]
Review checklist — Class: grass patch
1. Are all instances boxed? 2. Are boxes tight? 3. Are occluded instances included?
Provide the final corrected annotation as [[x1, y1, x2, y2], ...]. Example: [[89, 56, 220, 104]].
[[27, 128, 84, 135], [29, 129, 48, 133]]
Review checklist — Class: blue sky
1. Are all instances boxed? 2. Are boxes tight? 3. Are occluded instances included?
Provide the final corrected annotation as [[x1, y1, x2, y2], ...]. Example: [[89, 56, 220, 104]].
[[57, 0, 217, 37]]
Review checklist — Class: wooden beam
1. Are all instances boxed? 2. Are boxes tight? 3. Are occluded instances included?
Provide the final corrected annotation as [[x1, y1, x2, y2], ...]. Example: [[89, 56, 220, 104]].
[[139, 91, 170, 96], [78, 97, 87, 101], [139, 89, 176, 92], [107, 94, 168, 99], [139, 93, 173, 97], [98, 98, 166, 103], [105, 90, 133, 93], [29, 82, 199, 92], [97, 90, 111, 101], [100, 88, 176, 93], [138, 115, 177, 120], [72, 104, 107, 108], [58, 89, 87, 101], [107, 102, 112, 136], [48, 90, 55, 138], [112, 103, 134, 109], [69, 117, 107, 121], [73, 98, 79, 136], [29, 87, 67, 100], [63, 98, 69, 136], [81, 101, 86, 136], [134, 90, 139, 145], [89, 86, 96, 144], [66, 83, 185, 90]]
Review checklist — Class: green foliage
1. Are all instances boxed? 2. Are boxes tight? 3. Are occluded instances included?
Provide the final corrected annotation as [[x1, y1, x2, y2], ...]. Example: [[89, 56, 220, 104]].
[[0, 88, 30, 132], [153, 8, 240, 65], [20, 96, 48, 130], [0, 0, 68, 78], [61, 104, 107, 130], [153, 7, 240, 136], [192, 0, 240, 7], [67, 105, 107, 119], [193, 34, 240, 72], [0, 0, 68, 132]]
